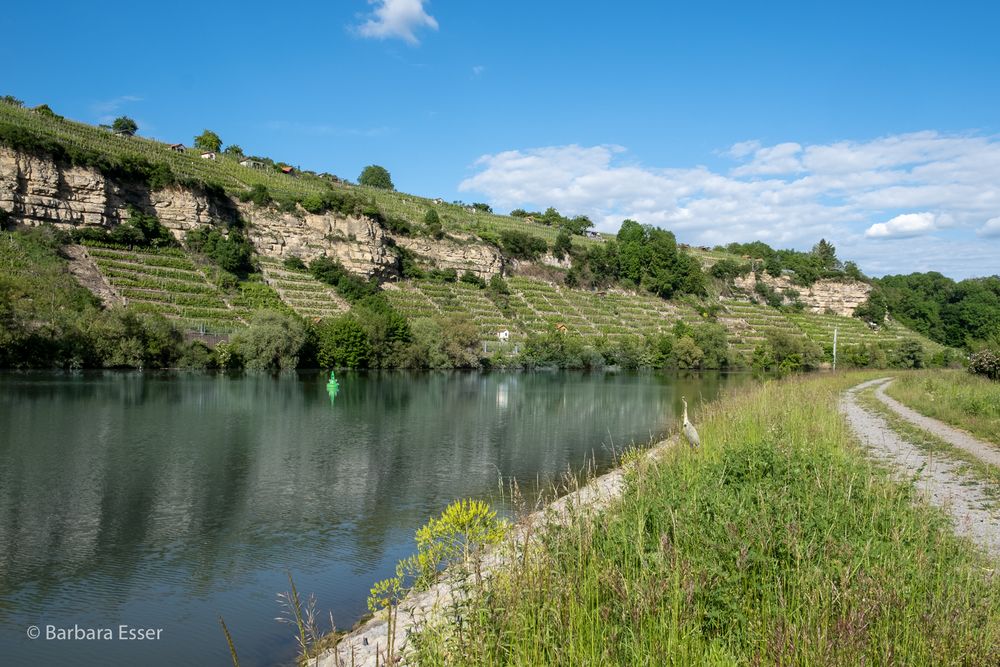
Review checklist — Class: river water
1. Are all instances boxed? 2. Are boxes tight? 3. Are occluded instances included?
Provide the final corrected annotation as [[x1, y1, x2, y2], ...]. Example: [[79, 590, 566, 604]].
[[0, 370, 748, 666]]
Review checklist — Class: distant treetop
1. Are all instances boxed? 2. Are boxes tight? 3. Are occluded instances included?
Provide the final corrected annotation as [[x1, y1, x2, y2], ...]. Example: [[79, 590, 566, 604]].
[[112, 116, 138, 136], [359, 165, 394, 190], [194, 129, 222, 153]]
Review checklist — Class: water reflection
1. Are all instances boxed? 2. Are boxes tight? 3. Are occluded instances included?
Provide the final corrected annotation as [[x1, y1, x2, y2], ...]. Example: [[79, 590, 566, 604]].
[[0, 370, 748, 666]]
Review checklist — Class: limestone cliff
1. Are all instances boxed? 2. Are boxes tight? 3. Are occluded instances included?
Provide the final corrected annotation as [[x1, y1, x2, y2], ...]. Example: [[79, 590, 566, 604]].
[[395, 233, 504, 280], [733, 273, 871, 316]]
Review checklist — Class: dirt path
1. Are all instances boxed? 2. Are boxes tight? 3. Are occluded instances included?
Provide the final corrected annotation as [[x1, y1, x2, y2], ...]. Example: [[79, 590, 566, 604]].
[[875, 380, 1000, 467], [841, 377, 1000, 558]]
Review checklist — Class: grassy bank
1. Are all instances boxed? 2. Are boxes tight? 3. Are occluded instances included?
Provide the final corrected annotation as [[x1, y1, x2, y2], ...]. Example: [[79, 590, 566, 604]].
[[885, 370, 1000, 445], [404, 372, 999, 665]]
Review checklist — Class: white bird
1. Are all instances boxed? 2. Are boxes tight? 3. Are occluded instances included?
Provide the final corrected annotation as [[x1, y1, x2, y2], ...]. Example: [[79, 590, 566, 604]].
[[681, 396, 700, 448]]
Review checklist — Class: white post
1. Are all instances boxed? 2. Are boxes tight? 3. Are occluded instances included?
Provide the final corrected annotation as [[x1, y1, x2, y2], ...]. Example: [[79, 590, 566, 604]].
[[832, 327, 838, 371]]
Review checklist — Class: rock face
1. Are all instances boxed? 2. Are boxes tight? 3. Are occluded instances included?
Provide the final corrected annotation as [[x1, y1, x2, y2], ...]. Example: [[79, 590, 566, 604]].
[[0, 146, 401, 278], [395, 233, 504, 280], [733, 273, 871, 316], [245, 206, 398, 279], [0, 146, 220, 237]]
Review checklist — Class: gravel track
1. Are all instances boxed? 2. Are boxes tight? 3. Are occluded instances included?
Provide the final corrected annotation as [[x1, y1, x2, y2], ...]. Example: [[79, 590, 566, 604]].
[[840, 377, 1000, 558]]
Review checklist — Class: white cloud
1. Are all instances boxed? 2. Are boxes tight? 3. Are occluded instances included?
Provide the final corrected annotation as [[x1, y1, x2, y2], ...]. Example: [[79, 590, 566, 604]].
[[91, 95, 142, 123], [865, 212, 938, 239], [980, 216, 1000, 238], [459, 131, 1000, 278], [356, 0, 438, 45]]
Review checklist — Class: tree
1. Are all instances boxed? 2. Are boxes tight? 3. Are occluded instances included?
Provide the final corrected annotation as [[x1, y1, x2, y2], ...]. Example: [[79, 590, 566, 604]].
[[552, 228, 572, 260], [223, 144, 244, 157], [230, 311, 307, 370], [112, 116, 138, 136], [1, 95, 24, 107], [194, 129, 222, 153], [359, 165, 394, 190], [423, 209, 444, 239], [811, 238, 840, 270]]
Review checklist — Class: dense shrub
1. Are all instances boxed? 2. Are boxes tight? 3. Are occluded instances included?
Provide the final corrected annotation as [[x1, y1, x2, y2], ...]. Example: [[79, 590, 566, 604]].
[[229, 310, 307, 370], [499, 230, 548, 261], [239, 183, 273, 207], [185, 226, 255, 276], [316, 315, 372, 369], [969, 347, 1000, 381], [709, 258, 752, 281], [309, 256, 381, 302], [424, 209, 444, 239], [283, 256, 307, 270]]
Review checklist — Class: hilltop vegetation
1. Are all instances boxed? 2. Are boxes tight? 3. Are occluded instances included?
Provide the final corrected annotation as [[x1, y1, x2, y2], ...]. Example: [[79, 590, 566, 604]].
[[0, 97, 971, 371]]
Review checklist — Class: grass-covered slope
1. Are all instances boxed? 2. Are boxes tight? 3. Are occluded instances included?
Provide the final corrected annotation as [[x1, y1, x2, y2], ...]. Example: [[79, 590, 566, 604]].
[[411, 373, 1000, 665], [886, 370, 1000, 445]]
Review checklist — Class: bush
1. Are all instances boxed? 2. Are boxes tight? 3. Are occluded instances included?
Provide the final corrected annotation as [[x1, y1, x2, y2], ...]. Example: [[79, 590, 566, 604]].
[[239, 184, 272, 207], [673, 336, 704, 369], [969, 347, 1000, 381], [185, 226, 255, 277], [424, 209, 444, 239], [499, 230, 548, 261], [229, 310, 307, 370], [309, 256, 381, 303], [316, 315, 372, 368], [709, 258, 751, 281], [283, 256, 307, 270], [460, 271, 486, 288]]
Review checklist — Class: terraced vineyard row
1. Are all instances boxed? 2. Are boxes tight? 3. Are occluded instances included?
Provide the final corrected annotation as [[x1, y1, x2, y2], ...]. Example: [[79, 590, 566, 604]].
[[258, 258, 348, 319], [83, 244, 292, 334]]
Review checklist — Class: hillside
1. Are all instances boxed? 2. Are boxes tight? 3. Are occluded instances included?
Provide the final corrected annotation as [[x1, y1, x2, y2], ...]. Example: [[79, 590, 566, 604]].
[[0, 100, 949, 370]]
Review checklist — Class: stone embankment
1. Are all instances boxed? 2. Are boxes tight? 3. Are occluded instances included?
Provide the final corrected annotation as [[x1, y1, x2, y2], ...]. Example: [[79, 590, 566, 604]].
[[317, 435, 683, 667], [733, 272, 871, 316]]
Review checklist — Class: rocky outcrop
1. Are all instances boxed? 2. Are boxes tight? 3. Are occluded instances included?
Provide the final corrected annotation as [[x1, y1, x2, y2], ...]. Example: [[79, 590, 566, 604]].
[[0, 146, 220, 236], [733, 273, 871, 317], [395, 233, 504, 280], [245, 206, 397, 279], [0, 145, 401, 278]]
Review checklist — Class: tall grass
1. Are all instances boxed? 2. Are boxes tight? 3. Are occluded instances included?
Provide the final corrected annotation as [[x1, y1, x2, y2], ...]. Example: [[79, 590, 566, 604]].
[[886, 370, 1000, 445], [409, 373, 1000, 665]]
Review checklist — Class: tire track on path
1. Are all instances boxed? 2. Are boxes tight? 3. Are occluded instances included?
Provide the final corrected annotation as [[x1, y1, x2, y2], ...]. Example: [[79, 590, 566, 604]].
[[840, 377, 1000, 558]]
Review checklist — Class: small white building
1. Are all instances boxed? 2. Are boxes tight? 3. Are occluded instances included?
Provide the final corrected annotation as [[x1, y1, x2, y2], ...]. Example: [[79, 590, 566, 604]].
[[239, 158, 265, 170], [169, 143, 186, 153], [200, 151, 217, 160], [497, 330, 510, 342]]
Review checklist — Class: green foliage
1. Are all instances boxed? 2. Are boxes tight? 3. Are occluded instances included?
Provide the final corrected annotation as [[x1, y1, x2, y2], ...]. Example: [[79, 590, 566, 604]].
[[316, 315, 372, 368], [223, 144, 244, 157], [472, 202, 493, 214], [498, 230, 548, 260], [724, 239, 851, 286], [423, 208, 444, 239], [673, 335, 704, 369], [1, 95, 23, 107], [358, 164, 394, 190], [87, 310, 183, 368], [569, 220, 705, 298], [111, 116, 138, 136], [891, 338, 926, 369], [520, 330, 593, 369], [552, 228, 572, 260], [308, 256, 381, 303], [34, 104, 62, 119], [194, 129, 222, 153], [878, 272, 1000, 349], [229, 310, 306, 370], [854, 289, 888, 325], [71, 207, 177, 249], [403, 315, 482, 369], [185, 226, 255, 276], [460, 270, 486, 288], [283, 256, 306, 271], [752, 329, 824, 372], [239, 183, 272, 207], [709, 258, 751, 281]]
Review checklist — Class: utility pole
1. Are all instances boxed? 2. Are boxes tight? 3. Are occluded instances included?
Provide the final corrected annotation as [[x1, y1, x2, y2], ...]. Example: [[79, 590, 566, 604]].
[[832, 327, 838, 371]]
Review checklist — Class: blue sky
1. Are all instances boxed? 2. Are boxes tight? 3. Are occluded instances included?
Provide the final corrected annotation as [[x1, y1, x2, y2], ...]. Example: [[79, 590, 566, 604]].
[[7, 1, 1000, 278]]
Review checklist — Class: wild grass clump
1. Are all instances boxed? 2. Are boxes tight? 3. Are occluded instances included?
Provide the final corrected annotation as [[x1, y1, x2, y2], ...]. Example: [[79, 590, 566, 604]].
[[887, 369, 1000, 445], [411, 373, 1000, 665]]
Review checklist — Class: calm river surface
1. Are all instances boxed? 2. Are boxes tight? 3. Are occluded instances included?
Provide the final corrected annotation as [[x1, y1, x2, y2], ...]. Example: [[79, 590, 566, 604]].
[[0, 370, 749, 666]]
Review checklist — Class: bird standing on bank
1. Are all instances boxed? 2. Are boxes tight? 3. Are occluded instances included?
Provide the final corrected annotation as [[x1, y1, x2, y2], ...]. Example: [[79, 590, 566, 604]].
[[681, 396, 700, 447]]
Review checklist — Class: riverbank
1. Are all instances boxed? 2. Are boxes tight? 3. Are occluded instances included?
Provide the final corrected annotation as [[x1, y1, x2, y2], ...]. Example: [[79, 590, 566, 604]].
[[321, 371, 1000, 666]]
